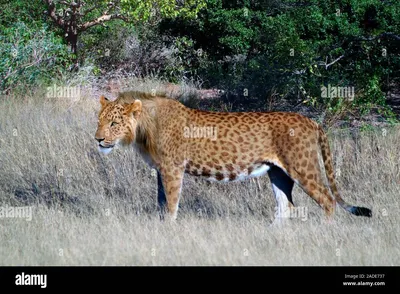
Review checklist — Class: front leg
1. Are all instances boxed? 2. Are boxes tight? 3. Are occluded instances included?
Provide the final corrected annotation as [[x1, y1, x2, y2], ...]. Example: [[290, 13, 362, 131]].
[[159, 165, 184, 220]]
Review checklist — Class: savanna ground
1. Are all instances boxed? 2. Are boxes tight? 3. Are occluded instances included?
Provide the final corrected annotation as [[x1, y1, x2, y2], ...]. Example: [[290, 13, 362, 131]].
[[0, 82, 399, 266]]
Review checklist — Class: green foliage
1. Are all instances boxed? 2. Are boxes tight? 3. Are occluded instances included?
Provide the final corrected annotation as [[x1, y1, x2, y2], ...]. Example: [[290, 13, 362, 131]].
[[0, 22, 73, 94], [163, 36, 211, 82], [0, 0, 398, 123], [159, 0, 400, 120], [0, 0, 49, 31], [0, 0, 207, 94], [121, 0, 207, 21]]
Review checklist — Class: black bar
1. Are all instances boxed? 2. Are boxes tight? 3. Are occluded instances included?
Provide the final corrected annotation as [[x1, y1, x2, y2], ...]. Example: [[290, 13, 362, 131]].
[[0, 266, 398, 291]]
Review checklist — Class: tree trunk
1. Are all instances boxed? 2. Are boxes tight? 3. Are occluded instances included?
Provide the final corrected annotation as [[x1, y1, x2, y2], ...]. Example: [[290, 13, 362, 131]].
[[66, 5, 79, 69], [66, 31, 78, 55], [65, 30, 79, 71]]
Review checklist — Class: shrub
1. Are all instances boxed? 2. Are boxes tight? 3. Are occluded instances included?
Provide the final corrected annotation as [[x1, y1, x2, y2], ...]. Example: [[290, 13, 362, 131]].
[[0, 22, 73, 95], [159, 0, 400, 120]]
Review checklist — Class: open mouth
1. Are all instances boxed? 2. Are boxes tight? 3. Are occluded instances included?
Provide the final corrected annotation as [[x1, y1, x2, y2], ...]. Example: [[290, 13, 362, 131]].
[[99, 144, 114, 149]]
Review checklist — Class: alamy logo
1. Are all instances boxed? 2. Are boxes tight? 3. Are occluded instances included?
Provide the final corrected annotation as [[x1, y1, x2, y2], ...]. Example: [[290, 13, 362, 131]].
[[15, 272, 47, 288], [321, 84, 354, 100], [183, 125, 218, 141], [46, 85, 80, 101], [0, 204, 32, 221], [274, 206, 308, 221]]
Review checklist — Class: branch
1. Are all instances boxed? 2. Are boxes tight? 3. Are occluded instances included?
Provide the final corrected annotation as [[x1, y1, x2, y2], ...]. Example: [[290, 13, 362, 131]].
[[323, 54, 345, 69], [318, 32, 400, 69], [59, 0, 81, 8], [79, 13, 128, 31], [102, 1, 119, 18], [43, 0, 65, 28], [83, 4, 100, 16], [354, 32, 400, 42]]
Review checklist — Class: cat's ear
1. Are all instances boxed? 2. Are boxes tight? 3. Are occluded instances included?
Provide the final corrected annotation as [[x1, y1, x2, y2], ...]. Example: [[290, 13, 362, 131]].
[[124, 100, 142, 118], [100, 95, 109, 108]]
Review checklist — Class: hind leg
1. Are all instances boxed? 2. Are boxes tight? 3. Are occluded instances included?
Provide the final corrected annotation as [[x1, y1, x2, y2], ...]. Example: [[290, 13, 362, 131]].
[[285, 162, 335, 218], [268, 165, 295, 223], [298, 177, 335, 217]]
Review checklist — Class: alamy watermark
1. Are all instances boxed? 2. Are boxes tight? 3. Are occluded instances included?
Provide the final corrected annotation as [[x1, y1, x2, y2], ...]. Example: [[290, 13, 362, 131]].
[[321, 84, 354, 100], [183, 125, 218, 141], [0, 204, 33, 221], [15, 272, 47, 288], [274, 206, 308, 221], [46, 84, 81, 101]]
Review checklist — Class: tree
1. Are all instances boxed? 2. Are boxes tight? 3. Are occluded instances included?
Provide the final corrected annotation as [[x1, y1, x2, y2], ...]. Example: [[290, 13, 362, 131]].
[[42, 0, 206, 64], [160, 0, 400, 120]]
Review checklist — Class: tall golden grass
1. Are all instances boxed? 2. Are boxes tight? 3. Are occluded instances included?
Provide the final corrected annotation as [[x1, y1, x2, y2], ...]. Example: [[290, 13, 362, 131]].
[[0, 84, 399, 265]]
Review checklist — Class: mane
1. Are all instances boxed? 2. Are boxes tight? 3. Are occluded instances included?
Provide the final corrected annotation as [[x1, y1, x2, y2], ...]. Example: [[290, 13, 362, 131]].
[[115, 91, 170, 103], [114, 91, 176, 162]]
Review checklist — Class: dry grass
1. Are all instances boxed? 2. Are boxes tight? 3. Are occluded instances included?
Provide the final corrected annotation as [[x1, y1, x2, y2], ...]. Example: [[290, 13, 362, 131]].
[[0, 86, 399, 266]]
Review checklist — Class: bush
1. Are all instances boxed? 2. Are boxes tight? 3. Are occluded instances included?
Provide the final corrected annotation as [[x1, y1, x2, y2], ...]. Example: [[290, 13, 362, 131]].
[[83, 24, 205, 83], [0, 22, 73, 95], [159, 0, 400, 120]]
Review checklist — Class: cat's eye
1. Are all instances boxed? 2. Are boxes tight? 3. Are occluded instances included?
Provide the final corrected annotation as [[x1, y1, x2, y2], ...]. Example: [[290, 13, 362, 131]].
[[111, 122, 118, 127]]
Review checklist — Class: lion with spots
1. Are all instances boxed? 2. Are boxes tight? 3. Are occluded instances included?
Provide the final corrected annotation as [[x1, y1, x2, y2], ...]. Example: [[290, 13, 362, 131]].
[[94, 91, 372, 222]]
